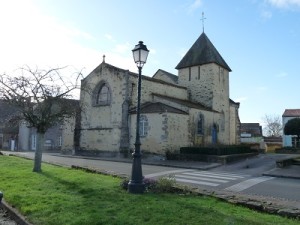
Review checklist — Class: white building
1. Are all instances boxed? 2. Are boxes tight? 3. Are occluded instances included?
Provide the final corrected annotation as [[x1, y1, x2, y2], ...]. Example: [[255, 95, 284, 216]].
[[282, 109, 300, 147]]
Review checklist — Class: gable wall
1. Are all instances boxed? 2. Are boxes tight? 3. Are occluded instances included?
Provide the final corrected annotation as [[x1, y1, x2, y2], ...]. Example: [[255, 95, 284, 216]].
[[152, 70, 177, 85], [79, 65, 127, 151]]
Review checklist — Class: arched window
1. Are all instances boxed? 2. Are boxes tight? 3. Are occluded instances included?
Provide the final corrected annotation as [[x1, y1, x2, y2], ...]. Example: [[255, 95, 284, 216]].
[[197, 113, 204, 135], [97, 84, 110, 105], [93, 82, 111, 106], [139, 115, 148, 137]]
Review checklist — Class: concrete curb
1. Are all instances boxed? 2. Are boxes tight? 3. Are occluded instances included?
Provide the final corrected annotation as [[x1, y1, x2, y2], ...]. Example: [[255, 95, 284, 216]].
[[262, 173, 300, 180], [0, 200, 33, 225], [263, 165, 300, 180]]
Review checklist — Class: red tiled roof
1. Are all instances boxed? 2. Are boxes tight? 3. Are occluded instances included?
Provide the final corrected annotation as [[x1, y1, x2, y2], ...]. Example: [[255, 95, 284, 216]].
[[282, 109, 300, 117]]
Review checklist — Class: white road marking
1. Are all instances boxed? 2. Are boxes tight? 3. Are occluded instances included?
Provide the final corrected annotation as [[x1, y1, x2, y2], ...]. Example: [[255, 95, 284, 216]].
[[193, 171, 247, 179], [175, 178, 220, 186], [225, 176, 275, 192], [144, 169, 194, 178], [174, 171, 248, 187], [182, 172, 239, 180], [175, 174, 228, 183]]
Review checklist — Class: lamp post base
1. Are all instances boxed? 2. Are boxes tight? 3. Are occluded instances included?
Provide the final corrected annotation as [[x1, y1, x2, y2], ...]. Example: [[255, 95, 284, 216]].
[[128, 181, 145, 194], [128, 151, 145, 194]]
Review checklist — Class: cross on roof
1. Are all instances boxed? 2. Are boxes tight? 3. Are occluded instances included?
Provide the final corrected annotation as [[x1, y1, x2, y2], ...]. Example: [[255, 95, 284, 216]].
[[200, 12, 206, 33]]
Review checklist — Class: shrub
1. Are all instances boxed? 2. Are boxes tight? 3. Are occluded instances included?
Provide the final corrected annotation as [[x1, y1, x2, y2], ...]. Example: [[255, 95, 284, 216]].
[[151, 175, 177, 193], [120, 178, 129, 190], [120, 177, 158, 192], [143, 177, 158, 192], [120, 176, 176, 193]]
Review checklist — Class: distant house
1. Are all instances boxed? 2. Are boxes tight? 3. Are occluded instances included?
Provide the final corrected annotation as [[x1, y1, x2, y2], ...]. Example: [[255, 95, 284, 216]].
[[240, 123, 263, 144], [282, 109, 300, 147], [18, 122, 64, 152], [18, 99, 80, 152], [0, 100, 19, 150], [263, 136, 282, 152], [0, 98, 80, 152]]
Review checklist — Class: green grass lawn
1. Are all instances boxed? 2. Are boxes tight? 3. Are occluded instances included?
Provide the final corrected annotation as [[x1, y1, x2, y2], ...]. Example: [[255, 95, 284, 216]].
[[0, 155, 298, 225]]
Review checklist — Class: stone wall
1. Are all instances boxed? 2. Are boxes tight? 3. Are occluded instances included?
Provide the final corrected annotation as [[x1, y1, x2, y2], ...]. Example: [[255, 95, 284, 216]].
[[129, 74, 187, 106], [61, 117, 76, 153], [177, 63, 231, 145], [130, 112, 189, 154]]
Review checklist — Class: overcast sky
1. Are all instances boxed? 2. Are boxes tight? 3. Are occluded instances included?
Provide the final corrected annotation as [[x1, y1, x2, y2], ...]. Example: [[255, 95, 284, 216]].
[[0, 0, 299, 126]]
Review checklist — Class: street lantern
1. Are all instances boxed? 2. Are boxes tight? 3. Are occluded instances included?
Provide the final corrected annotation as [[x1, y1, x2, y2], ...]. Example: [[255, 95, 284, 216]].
[[132, 41, 149, 68], [128, 41, 149, 194]]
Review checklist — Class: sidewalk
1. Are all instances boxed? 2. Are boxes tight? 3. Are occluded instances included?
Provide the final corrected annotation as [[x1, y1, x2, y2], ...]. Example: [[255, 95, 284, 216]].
[[52, 152, 221, 170], [2, 151, 299, 179], [56, 152, 300, 179], [263, 165, 300, 179]]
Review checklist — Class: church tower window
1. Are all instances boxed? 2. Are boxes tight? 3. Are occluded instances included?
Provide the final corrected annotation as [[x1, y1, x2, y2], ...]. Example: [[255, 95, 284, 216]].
[[93, 81, 111, 106], [139, 115, 148, 137]]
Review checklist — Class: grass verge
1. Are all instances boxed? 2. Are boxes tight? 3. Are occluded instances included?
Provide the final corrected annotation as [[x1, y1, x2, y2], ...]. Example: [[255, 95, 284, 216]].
[[0, 155, 298, 225]]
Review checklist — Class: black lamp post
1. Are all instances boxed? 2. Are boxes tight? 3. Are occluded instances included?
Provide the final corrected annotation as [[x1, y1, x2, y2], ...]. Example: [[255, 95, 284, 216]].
[[128, 41, 149, 194]]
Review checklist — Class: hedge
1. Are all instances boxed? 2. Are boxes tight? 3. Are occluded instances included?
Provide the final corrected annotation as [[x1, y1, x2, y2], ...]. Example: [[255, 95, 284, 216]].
[[180, 145, 256, 156]]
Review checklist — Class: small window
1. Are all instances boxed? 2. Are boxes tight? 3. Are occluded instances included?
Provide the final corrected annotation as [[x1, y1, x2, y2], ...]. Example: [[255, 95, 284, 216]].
[[197, 114, 204, 135], [58, 136, 62, 147], [139, 115, 148, 137]]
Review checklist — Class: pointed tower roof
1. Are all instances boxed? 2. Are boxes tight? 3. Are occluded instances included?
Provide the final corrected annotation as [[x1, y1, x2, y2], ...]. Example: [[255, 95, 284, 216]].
[[175, 32, 231, 71]]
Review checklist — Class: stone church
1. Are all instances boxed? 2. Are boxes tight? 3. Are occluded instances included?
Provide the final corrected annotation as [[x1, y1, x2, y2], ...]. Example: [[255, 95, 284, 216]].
[[76, 32, 240, 155]]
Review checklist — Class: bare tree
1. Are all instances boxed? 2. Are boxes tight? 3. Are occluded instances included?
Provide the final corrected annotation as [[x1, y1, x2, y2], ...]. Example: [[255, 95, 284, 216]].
[[262, 114, 283, 137], [0, 66, 82, 172]]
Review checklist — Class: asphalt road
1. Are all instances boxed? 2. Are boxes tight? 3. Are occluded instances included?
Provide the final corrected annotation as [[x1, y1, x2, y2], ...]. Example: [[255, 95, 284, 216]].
[[212, 154, 300, 203]]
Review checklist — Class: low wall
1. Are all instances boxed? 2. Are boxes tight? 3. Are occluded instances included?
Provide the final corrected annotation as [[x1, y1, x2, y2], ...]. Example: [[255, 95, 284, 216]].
[[275, 148, 300, 154], [166, 152, 258, 165], [276, 156, 300, 168]]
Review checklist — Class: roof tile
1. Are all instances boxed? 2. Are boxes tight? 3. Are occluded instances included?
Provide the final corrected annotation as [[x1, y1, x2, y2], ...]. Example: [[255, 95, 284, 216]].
[[283, 109, 300, 117]]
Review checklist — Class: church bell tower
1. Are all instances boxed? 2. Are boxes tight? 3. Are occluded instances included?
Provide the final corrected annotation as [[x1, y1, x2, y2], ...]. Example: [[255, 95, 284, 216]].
[[175, 32, 231, 113]]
